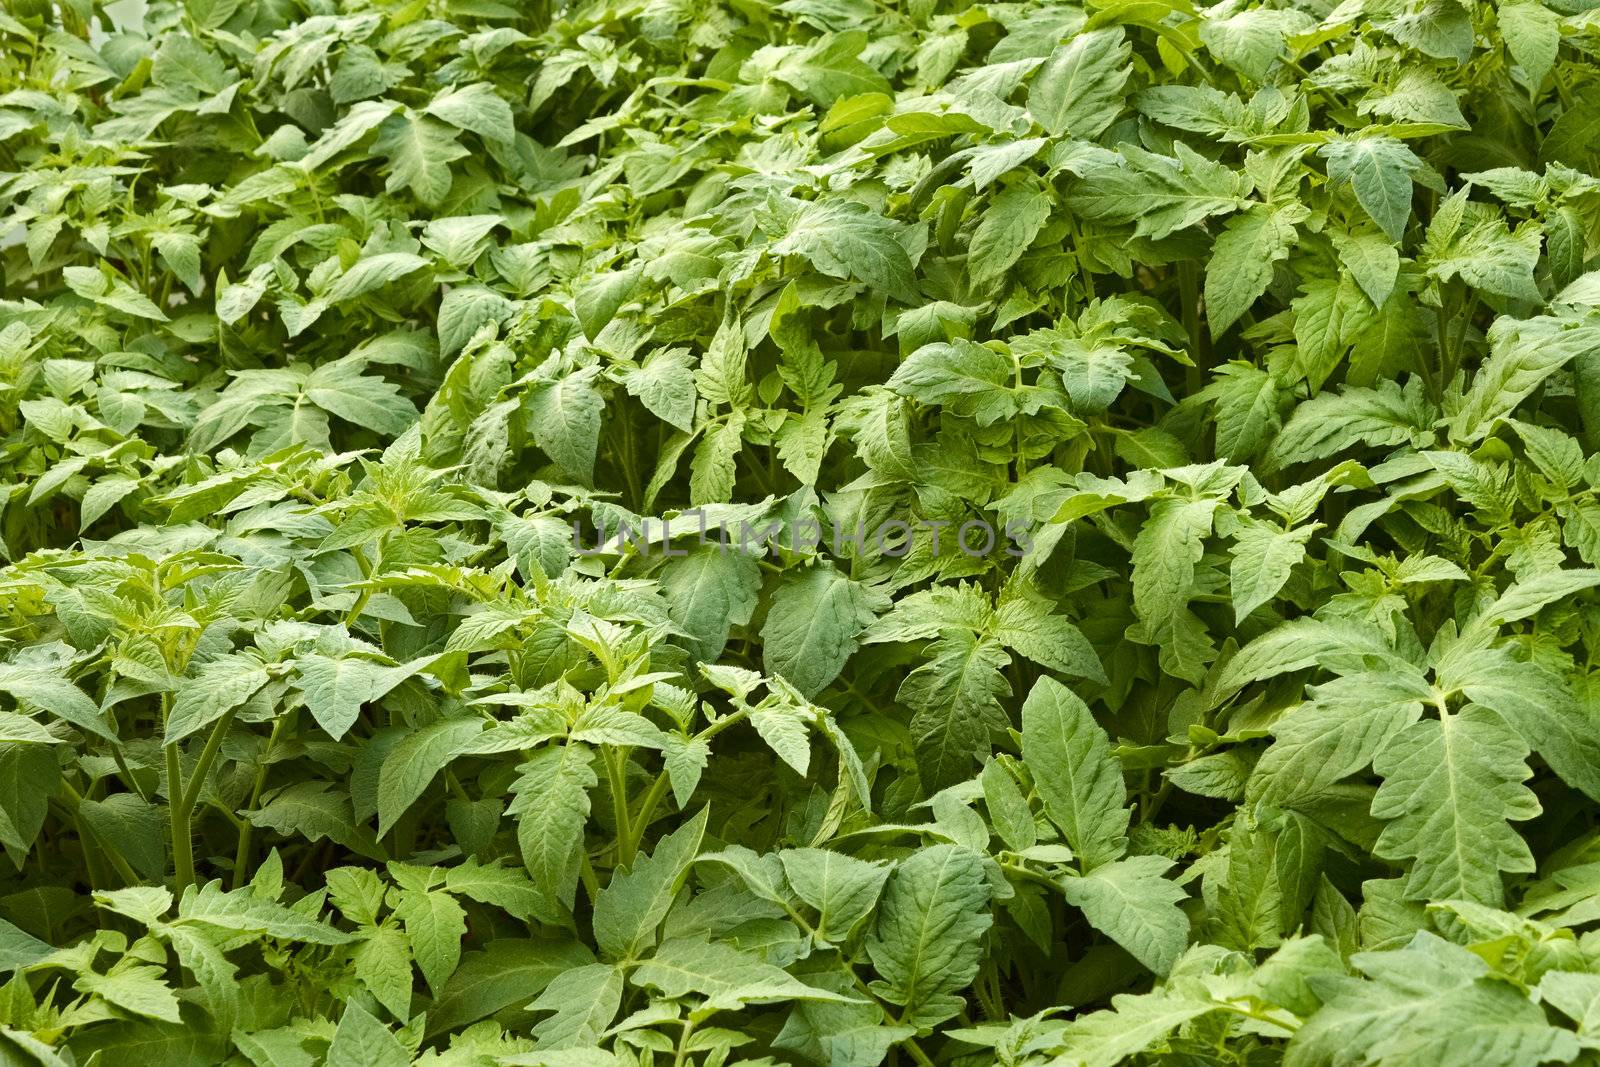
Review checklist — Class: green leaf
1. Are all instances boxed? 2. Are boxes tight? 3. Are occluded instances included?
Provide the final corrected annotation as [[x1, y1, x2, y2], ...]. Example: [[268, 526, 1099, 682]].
[[94, 885, 172, 926], [761, 566, 881, 698], [1068, 143, 1251, 240], [0, 744, 55, 857], [1268, 380, 1432, 468], [390, 882, 466, 998], [660, 547, 762, 662], [888, 339, 1022, 427], [1333, 230, 1402, 308], [775, 992, 916, 1067], [0, 916, 52, 973], [1029, 28, 1131, 139], [0, 666, 115, 742], [1539, 971, 1600, 1034], [901, 629, 1011, 791], [1131, 496, 1220, 684], [76, 967, 182, 1023], [1200, 8, 1310, 81], [1021, 676, 1129, 871], [1500, 0, 1561, 83], [1424, 197, 1543, 303], [1443, 651, 1600, 803], [376, 716, 486, 837], [322, 253, 429, 305], [425, 82, 515, 143], [438, 286, 515, 356], [445, 858, 552, 923], [178, 880, 355, 944], [245, 781, 383, 859], [1360, 69, 1467, 129], [592, 807, 708, 962], [1204, 362, 1284, 461], [349, 924, 412, 1020], [326, 1002, 409, 1067], [779, 848, 891, 942], [299, 100, 399, 170], [1292, 273, 1380, 388], [164, 924, 241, 1030], [305, 361, 417, 434], [1451, 315, 1600, 440], [165, 658, 270, 744], [1484, 569, 1600, 624], [508, 744, 597, 918], [1051, 987, 1217, 1067], [295, 654, 404, 740], [530, 962, 625, 1049], [775, 200, 917, 302], [866, 844, 993, 1029], [690, 412, 745, 505], [982, 759, 1037, 851], [1286, 932, 1580, 1067], [1229, 518, 1316, 621], [574, 266, 640, 340], [991, 596, 1105, 682], [772, 31, 892, 107], [1059, 855, 1189, 975], [1370, 706, 1539, 905], [1251, 672, 1430, 806], [1320, 137, 1422, 242], [526, 371, 604, 482], [749, 694, 814, 775], [632, 937, 859, 1011], [151, 35, 227, 93], [969, 183, 1052, 287], [621, 347, 697, 433], [374, 112, 465, 205], [426, 937, 595, 1037], [1543, 88, 1600, 169], [1206, 206, 1299, 338]]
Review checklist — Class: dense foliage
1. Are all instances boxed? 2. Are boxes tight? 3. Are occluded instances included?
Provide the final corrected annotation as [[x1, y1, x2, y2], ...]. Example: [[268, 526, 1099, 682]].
[[5, 0, 1600, 1062]]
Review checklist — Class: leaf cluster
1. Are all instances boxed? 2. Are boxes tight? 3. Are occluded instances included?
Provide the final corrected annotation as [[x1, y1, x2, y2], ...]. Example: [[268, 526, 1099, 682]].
[[5, 0, 1600, 1064]]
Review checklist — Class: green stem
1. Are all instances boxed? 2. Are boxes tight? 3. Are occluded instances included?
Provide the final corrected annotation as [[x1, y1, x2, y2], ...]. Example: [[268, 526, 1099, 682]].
[[1449, 292, 1479, 386], [618, 411, 643, 510], [110, 745, 150, 802], [672, 1017, 697, 1067], [232, 716, 283, 890], [1066, 214, 1095, 306], [617, 706, 754, 863], [100, 674, 149, 802], [985, 962, 1005, 1023], [166, 741, 193, 892], [207, 800, 245, 830], [625, 770, 674, 862], [696, 706, 749, 744], [999, 857, 1060, 889], [900, 1035, 937, 1067], [344, 590, 372, 627], [580, 849, 602, 902], [1178, 261, 1204, 391], [1434, 284, 1454, 392], [606, 747, 634, 868], [1217, 1001, 1301, 1032], [58, 781, 141, 885], [1142, 779, 1175, 825], [345, 539, 378, 626], [181, 708, 237, 816], [974, 959, 1002, 1021], [1012, 347, 1028, 482]]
